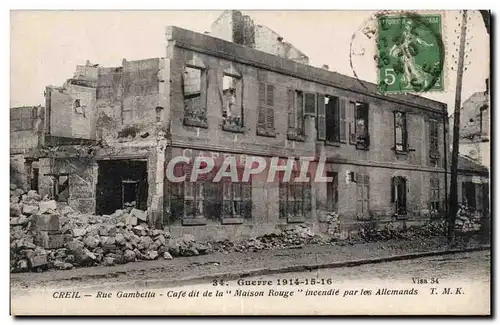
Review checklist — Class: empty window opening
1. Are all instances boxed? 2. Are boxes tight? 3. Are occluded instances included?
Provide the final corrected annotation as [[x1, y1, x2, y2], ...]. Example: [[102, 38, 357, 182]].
[[95, 160, 148, 215], [391, 176, 407, 217], [352, 102, 369, 149], [324, 96, 346, 143], [462, 181, 477, 209], [394, 111, 408, 152], [183, 67, 202, 112], [222, 74, 242, 128], [43, 172, 69, 202]]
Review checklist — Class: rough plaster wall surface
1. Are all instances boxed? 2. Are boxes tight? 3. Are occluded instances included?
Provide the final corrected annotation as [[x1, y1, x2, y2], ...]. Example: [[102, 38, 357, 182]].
[[10, 155, 27, 189], [10, 130, 39, 152], [122, 58, 160, 125], [164, 32, 450, 225], [49, 84, 97, 139], [209, 10, 233, 42]]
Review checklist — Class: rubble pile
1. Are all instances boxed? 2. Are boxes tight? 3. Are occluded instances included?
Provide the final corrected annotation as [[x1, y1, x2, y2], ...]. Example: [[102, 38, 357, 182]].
[[10, 185, 212, 273], [213, 224, 327, 253]]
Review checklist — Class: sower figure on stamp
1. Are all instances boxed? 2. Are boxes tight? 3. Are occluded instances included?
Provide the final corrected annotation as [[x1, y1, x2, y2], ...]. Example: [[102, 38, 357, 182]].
[[389, 19, 434, 89]]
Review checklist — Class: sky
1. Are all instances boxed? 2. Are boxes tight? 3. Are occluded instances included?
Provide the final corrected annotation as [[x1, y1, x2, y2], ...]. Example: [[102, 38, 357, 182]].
[[10, 10, 490, 114]]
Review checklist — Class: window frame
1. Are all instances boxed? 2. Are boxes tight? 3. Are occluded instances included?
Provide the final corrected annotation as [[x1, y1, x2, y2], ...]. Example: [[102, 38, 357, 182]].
[[256, 79, 276, 137], [326, 171, 339, 213], [287, 89, 306, 141], [351, 101, 370, 150], [429, 118, 440, 159], [221, 174, 252, 220], [430, 176, 440, 211], [182, 64, 208, 128], [393, 111, 409, 153], [321, 95, 347, 145], [222, 72, 244, 133], [279, 171, 312, 222], [356, 174, 370, 221]]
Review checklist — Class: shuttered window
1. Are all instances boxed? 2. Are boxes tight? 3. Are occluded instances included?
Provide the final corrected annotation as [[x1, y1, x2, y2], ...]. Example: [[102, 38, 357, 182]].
[[356, 174, 370, 220], [256, 75, 276, 137], [288, 90, 305, 139], [317, 94, 327, 141], [304, 93, 316, 115], [339, 98, 347, 142], [430, 176, 440, 211], [222, 175, 252, 219]]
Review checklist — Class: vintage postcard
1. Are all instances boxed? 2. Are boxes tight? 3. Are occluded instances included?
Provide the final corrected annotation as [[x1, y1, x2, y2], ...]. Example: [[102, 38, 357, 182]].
[[10, 9, 491, 316]]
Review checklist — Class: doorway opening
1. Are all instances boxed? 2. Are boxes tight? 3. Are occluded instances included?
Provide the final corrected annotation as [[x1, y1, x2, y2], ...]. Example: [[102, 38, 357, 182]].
[[95, 159, 148, 215]]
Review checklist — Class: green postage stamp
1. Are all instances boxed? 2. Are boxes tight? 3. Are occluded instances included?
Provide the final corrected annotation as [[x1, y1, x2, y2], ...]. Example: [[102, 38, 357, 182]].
[[377, 13, 444, 94]]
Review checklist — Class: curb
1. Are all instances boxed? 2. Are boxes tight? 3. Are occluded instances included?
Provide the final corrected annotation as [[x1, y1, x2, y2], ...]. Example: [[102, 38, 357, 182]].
[[74, 245, 490, 292]]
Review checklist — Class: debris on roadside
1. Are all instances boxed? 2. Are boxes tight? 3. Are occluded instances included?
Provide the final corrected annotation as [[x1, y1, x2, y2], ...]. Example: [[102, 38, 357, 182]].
[[10, 185, 213, 273]]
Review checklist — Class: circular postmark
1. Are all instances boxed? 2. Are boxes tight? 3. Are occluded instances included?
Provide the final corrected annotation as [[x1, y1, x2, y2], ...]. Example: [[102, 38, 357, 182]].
[[350, 10, 445, 95]]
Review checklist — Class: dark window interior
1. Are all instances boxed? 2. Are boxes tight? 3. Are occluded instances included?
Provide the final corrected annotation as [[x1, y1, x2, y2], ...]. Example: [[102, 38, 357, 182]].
[[96, 160, 148, 215]]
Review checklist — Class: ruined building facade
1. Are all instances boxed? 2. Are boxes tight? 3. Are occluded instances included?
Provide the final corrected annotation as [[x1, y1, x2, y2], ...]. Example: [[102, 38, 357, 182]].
[[10, 24, 450, 241]]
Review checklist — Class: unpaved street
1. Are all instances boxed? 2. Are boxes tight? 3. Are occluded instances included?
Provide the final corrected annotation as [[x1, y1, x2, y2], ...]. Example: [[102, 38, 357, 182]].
[[11, 250, 491, 315]]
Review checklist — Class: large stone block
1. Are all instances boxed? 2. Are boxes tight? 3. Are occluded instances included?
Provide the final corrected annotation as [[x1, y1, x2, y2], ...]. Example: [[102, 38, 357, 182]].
[[31, 214, 60, 232], [39, 200, 57, 214]]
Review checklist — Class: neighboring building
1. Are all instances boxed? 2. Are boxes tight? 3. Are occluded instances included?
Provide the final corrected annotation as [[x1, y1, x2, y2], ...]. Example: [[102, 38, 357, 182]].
[[10, 22, 450, 241], [450, 79, 490, 168], [208, 10, 310, 65], [10, 105, 45, 190], [457, 154, 490, 218]]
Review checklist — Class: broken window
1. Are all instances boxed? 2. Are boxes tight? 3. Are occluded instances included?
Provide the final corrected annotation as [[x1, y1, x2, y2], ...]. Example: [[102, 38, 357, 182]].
[[318, 95, 347, 143], [394, 111, 408, 152], [184, 181, 205, 217], [183, 66, 208, 128], [279, 171, 312, 221], [351, 102, 369, 149], [256, 71, 276, 137], [462, 181, 477, 209], [222, 74, 243, 131], [391, 176, 407, 218], [168, 164, 252, 223], [356, 174, 370, 220], [96, 160, 148, 215], [429, 119, 439, 158], [222, 176, 252, 219], [73, 99, 87, 117], [430, 176, 440, 211], [326, 172, 339, 212], [44, 173, 69, 202], [287, 90, 305, 140]]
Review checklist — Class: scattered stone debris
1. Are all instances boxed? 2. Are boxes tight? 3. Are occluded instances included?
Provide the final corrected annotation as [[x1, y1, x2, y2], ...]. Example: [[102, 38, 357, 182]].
[[9, 185, 213, 273], [212, 225, 327, 254]]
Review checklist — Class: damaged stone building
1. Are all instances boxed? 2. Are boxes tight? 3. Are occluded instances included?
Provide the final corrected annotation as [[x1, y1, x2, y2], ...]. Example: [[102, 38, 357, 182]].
[[10, 11, 452, 241]]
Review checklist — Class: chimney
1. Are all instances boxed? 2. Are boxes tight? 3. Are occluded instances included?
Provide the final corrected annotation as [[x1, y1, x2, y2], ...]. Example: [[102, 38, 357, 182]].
[[322, 64, 329, 70]]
